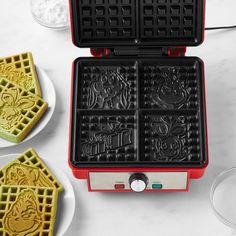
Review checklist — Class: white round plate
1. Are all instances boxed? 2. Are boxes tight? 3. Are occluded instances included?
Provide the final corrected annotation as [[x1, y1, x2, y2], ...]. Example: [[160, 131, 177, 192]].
[[0, 67, 56, 148], [0, 154, 75, 236]]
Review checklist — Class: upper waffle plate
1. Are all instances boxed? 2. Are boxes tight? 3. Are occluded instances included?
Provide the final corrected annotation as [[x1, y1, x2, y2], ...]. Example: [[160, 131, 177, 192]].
[[70, 0, 204, 47], [0, 67, 56, 148]]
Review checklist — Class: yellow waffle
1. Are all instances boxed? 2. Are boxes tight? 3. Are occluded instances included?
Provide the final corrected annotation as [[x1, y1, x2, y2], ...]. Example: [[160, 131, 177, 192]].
[[0, 148, 63, 192], [0, 52, 41, 96], [0, 185, 58, 236], [0, 78, 48, 143]]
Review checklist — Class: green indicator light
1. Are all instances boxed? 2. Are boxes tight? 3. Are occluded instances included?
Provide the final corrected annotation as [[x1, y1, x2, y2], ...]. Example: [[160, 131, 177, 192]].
[[152, 183, 163, 189]]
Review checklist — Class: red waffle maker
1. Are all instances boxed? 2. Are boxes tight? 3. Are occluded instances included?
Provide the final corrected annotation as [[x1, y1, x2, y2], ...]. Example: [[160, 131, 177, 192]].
[[68, 0, 208, 192]]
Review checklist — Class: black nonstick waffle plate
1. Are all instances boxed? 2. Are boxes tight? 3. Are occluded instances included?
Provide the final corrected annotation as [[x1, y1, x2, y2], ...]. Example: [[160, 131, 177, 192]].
[[70, 57, 207, 168], [70, 0, 204, 47]]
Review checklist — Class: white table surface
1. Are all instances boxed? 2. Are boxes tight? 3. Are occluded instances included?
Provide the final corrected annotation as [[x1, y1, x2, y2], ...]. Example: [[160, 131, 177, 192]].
[[1, 0, 236, 235]]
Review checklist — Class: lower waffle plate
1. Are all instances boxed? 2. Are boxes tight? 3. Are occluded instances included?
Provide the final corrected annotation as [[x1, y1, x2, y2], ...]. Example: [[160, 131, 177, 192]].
[[70, 57, 207, 168], [0, 67, 56, 148], [0, 153, 75, 236]]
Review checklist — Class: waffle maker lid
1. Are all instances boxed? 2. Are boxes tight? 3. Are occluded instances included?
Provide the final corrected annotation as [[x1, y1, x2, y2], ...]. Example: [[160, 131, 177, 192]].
[[70, 0, 205, 48]]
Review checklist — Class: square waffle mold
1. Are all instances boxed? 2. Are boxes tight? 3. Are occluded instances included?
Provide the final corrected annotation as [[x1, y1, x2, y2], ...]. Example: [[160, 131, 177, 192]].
[[0, 185, 58, 236], [0, 148, 63, 192], [0, 78, 48, 143], [70, 57, 207, 168], [70, 0, 204, 47], [0, 52, 41, 96]]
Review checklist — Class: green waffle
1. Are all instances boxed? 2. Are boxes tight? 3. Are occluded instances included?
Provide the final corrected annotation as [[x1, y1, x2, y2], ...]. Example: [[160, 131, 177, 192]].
[[0, 78, 48, 143], [0, 52, 41, 96], [0, 185, 58, 236], [0, 148, 63, 192]]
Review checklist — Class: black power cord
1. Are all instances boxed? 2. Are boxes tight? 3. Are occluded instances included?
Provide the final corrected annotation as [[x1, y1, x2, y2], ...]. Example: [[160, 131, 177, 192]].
[[205, 25, 236, 30]]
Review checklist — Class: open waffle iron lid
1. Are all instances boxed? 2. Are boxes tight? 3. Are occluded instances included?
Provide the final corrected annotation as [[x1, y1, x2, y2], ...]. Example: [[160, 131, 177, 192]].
[[69, 0, 205, 48]]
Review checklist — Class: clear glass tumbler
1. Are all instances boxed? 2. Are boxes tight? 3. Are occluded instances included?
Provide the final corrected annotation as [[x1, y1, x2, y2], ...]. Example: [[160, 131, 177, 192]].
[[210, 168, 236, 229]]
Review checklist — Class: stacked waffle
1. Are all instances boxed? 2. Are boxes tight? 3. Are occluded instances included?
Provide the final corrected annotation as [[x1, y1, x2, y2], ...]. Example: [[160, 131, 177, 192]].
[[0, 148, 63, 235], [0, 52, 48, 143]]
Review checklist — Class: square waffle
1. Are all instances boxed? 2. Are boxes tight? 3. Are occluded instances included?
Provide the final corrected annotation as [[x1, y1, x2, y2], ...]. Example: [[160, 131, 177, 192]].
[[0, 148, 63, 192], [0, 52, 41, 96], [0, 185, 58, 236], [0, 78, 48, 143]]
